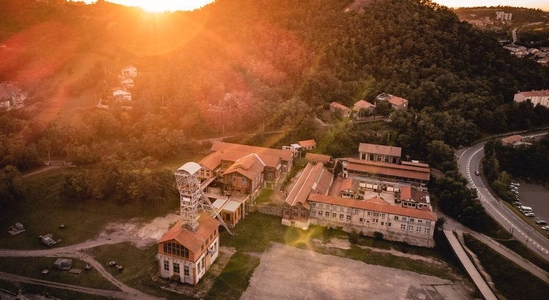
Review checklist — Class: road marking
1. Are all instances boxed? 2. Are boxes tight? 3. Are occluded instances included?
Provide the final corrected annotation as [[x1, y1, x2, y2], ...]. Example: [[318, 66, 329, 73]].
[[467, 148, 549, 257]]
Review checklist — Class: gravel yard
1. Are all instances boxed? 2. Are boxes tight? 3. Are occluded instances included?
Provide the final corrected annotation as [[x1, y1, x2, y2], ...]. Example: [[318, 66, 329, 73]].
[[242, 242, 474, 300]]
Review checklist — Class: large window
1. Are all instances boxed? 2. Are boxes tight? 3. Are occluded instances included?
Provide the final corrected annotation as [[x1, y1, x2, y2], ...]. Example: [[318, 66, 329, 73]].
[[163, 260, 169, 271], [173, 262, 180, 274], [184, 265, 190, 276], [163, 242, 190, 259]]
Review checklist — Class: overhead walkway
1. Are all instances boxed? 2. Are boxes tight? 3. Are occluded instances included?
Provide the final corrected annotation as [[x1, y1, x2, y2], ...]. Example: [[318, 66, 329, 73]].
[[443, 230, 498, 300]]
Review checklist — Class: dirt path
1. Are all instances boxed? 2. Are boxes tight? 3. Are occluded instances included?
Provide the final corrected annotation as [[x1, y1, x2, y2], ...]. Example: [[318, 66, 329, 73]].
[[0, 214, 182, 300]]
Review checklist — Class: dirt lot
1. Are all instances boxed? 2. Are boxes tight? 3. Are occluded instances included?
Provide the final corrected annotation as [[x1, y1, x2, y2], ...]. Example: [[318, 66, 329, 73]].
[[241, 243, 475, 300]]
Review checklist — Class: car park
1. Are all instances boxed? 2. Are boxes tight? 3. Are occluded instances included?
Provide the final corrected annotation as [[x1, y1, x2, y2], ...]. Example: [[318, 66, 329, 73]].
[[535, 219, 547, 225]]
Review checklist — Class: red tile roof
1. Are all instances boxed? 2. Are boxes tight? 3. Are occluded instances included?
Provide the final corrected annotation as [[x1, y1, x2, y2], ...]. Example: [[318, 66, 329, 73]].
[[304, 153, 331, 164], [400, 186, 429, 204], [501, 135, 523, 145], [353, 100, 375, 110], [199, 151, 223, 171], [285, 163, 333, 209], [224, 154, 265, 180], [346, 158, 430, 181], [358, 143, 402, 157], [309, 194, 437, 221], [211, 141, 293, 162], [157, 212, 219, 255], [298, 139, 317, 148], [330, 102, 351, 111], [387, 95, 408, 107], [517, 90, 549, 98]]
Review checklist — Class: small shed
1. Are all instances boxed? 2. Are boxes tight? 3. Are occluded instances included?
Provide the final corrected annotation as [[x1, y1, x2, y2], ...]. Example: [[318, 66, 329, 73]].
[[54, 258, 73, 270]]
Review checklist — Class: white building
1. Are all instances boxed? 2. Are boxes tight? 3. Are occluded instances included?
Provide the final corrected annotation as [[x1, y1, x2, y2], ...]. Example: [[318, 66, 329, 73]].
[[514, 90, 549, 108]]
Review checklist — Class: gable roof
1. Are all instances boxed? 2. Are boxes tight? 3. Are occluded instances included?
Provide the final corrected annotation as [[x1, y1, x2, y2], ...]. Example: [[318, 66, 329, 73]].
[[224, 153, 265, 180], [298, 139, 317, 148], [122, 65, 136, 71], [285, 163, 333, 209], [501, 135, 523, 145], [346, 158, 430, 181], [387, 95, 408, 107], [358, 143, 402, 157], [330, 102, 351, 111], [353, 100, 375, 110], [309, 194, 437, 221], [516, 90, 549, 98], [304, 153, 331, 164], [156, 212, 219, 255], [199, 151, 223, 171], [211, 141, 293, 162]]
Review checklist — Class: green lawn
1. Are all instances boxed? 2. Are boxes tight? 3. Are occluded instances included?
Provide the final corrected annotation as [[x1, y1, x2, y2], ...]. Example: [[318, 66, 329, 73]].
[[0, 167, 178, 250], [254, 188, 273, 204], [205, 252, 260, 300]]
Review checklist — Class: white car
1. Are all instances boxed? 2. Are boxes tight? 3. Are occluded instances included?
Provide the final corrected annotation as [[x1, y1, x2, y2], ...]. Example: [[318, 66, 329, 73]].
[[541, 225, 549, 231], [524, 212, 535, 217]]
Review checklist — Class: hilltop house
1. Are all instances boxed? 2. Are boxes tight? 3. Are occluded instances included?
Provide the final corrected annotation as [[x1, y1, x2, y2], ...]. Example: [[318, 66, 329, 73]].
[[121, 65, 137, 78], [376, 93, 409, 110], [113, 88, 131, 101], [330, 102, 352, 118], [514, 90, 549, 108], [0, 82, 26, 109], [353, 100, 376, 121], [121, 78, 134, 89]]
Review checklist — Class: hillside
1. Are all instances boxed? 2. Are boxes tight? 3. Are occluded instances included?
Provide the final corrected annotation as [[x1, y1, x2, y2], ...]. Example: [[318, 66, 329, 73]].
[[0, 0, 548, 171]]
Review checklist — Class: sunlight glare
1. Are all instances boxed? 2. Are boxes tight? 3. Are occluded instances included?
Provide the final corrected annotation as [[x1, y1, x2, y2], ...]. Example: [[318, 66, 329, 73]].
[[90, 0, 215, 12]]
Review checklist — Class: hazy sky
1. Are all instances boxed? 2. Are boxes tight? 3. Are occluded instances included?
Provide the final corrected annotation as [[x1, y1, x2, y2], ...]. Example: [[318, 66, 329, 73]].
[[84, 0, 549, 12]]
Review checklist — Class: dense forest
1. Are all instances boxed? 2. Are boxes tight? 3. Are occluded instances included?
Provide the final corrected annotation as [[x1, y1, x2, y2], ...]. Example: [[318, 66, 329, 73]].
[[1, 0, 549, 216]]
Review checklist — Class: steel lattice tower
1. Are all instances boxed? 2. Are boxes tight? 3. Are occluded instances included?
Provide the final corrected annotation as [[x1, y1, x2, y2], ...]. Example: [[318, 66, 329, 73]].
[[174, 162, 232, 234]]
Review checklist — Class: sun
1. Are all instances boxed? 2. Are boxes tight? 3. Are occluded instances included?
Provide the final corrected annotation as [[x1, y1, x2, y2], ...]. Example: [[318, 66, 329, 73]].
[[96, 0, 215, 12]]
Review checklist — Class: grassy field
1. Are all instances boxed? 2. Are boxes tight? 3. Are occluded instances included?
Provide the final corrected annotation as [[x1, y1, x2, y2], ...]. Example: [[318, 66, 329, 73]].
[[221, 213, 460, 280], [0, 257, 117, 291], [464, 234, 549, 300], [205, 251, 260, 300], [254, 188, 273, 204], [0, 280, 110, 300], [0, 167, 178, 250]]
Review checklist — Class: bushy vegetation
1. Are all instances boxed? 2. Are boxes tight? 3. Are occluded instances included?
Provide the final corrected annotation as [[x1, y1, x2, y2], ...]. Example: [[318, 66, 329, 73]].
[[1, 0, 549, 232]]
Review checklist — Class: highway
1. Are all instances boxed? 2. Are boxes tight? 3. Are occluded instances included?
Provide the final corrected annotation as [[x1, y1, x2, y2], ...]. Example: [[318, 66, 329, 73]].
[[458, 139, 549, 261]]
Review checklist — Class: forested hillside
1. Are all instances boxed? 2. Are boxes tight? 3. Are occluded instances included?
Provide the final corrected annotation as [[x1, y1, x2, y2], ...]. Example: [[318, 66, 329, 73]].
[[1, 0, 549, 208]]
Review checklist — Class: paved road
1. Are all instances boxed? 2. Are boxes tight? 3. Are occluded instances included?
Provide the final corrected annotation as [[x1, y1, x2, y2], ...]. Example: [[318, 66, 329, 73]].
[[457, 140, 549, 261]]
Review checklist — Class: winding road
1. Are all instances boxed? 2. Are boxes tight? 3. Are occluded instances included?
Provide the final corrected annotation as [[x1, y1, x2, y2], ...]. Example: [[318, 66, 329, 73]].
[[0, 234, 164, 299], [457, 136, 549, 261]]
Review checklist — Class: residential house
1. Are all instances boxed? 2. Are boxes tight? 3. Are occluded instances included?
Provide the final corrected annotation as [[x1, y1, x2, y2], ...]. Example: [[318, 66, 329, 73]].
[[121, 78, 134, 89], [501, 135, 532, 147], [121, 65, 137, 78], [298, 139, 317, 151], [308, 194, 436, 247], [282, 144, 302, 157], [329, 102, 352, 118], [113, 88, 131, 101], [353, 100, 376, 121], [358, 143, 401, 164], [376, 93, 409, 110], [282, 163, 334, 229], [156, 212, 219, 285], [0, 82, 26, 109], [514, 90, 549, 108]]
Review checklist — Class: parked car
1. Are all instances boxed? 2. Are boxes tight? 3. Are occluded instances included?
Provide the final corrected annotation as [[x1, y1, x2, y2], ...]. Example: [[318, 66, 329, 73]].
[[541, 225, 549, 231], [524, 212, 535, 217], [511, 182, 520, 187], [535, 219, 547, 225]]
